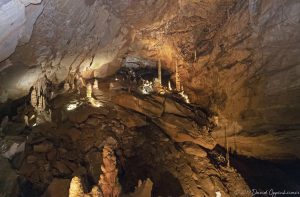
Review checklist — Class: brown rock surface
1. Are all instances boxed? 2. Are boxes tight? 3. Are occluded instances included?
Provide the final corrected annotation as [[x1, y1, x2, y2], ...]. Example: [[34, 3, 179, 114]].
[[116, 109, 148, 128], [43, 178, 71, 197], [153, 114, 216, 150], [182, 143, 207, 158], [34, 141, 53, 153], [113, 94, 163, 118]]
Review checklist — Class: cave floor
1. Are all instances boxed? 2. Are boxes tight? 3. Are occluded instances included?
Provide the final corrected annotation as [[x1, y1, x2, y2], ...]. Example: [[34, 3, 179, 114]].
[[1, 83, 251, 197]]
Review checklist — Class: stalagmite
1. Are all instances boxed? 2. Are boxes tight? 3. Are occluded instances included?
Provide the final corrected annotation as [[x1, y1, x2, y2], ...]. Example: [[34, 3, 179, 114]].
[[93, 79, 99, 90], [99, 141, 121, 197], [90, 186, 103, 197], [168, 81, 172, 91], [37, 95, 46, 112], [69, 176, 85, 197], [31, 88, 38, 108], [157, 59, 162, 86], [86, 83, 92, 98], [68, 137, 120, 197]]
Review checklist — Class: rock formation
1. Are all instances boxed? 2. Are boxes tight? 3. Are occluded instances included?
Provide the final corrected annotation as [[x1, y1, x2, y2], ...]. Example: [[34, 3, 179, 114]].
[[69, 137, 120, 197], [93, 79, 99, 90], [30, 88, 38, 109], [69, 176, 85, 197], [86, 83, 92, 98], [98, 138, 121, 197]]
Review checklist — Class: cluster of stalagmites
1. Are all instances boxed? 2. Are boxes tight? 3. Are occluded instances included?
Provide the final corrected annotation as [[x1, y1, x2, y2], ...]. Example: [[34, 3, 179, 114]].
[[69, 137, 121, 197], [29, 79, 54, 124]]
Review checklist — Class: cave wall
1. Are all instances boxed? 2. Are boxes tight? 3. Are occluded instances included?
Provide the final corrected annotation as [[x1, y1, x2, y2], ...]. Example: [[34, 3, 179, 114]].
[[0, 0, 299, 160], [208, 0, 300, 160]]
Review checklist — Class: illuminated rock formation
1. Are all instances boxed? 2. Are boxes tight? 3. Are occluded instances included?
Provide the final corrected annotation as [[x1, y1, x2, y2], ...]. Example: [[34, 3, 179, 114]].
[[98, 139, 121, 197], [93, 79, 99, 90], [69, 176, 85, 197], [30, 88, 38, 108], [86, 83, 92, 98]]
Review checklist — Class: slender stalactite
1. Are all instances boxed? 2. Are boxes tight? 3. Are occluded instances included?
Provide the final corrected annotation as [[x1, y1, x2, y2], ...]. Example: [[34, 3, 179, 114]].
[[175, 59, 181, 91]]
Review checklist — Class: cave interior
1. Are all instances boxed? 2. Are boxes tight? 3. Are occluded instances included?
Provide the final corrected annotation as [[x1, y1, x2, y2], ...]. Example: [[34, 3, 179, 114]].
[[0, 0, 300, 197]]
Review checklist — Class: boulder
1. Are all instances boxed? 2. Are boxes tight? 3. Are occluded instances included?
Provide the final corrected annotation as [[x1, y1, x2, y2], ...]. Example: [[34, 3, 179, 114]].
[[0, 157, 19, 197], [113, 94, 163, 118], [42, 178, 70, 197]]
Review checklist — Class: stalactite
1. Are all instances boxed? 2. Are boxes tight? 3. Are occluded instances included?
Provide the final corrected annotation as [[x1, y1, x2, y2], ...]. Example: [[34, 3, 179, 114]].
[[225, 126, 230, 168], [175, 59, 181, 91]]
